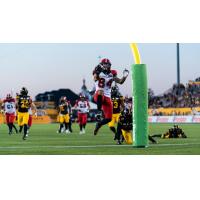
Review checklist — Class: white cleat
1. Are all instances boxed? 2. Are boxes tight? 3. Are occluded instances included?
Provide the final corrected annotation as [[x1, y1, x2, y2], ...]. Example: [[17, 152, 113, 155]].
[[82, 129, 85, 134], [79, 131, 83, 135], [61, 128, 65, 133], [65, 129, 70, 134]]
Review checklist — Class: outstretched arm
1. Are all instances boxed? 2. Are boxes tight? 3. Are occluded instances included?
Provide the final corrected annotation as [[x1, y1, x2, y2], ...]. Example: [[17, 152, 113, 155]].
[[114, 69, 129, 84]]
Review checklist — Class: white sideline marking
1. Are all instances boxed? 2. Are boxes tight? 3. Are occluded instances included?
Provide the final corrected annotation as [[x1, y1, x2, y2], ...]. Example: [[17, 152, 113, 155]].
[[0, 143, 199, 149]]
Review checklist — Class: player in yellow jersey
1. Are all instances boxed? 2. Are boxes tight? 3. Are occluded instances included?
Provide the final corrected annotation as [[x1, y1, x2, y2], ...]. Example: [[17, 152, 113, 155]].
[[16, 87, 33, 140], [57, 96, 71, 134], [108, 85, 124, 140]]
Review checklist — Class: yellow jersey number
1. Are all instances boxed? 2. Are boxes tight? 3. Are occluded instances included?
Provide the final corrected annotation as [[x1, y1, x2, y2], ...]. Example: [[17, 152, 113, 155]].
[[21, 99, 29, 109], [113, 101, 119, 109]]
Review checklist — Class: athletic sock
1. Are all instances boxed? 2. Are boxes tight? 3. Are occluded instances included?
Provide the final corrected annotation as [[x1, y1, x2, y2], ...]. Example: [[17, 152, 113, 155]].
[[19, 126, 23, 133], [13, 124, 18, 133], [110, 126, 116, 134], [59, 124, 63, 132], [64, 123, 69, 130], [97, 95, 103, 111], [80, 124, 83, 131]]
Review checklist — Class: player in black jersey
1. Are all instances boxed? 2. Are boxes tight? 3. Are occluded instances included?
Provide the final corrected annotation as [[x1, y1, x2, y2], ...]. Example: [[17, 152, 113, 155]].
[[108, 85, 124, 139], [16, 87, 33, 140], [116, 106, 157, 145], [57, 96, 71, 134]]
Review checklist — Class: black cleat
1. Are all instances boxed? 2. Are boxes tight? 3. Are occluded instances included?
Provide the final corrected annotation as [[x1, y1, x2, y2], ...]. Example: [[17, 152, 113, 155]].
[[95, 111, 103, 122], [117, 140, 122, 145], [22, 134, 28, 140]]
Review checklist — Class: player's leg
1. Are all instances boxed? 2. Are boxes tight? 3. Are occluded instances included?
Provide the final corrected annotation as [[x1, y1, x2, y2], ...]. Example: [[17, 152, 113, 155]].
[[17, 112, 24, 133], [68, 116, 73, 133], [122, 130, 133, 145], [12, 123, 18, 133], [58, 115, 64, 133], [22, 113, 29, 140], [148, 135, 157, 143], [9, 114, 16, 134], [28, 115, 33, 133], [82, 114, 87, 134], [108, 114, 117, 139], [116, 123, 123, 145], [94, 91, 105, 121], [5, 114, 12, 135], [78, 113, 83, 134], [94, 97, 112, 135], [64, 114, 70, 133]]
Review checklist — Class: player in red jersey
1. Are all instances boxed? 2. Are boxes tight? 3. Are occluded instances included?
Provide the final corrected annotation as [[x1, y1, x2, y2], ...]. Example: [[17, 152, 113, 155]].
[[74, 94, 90, 134], [93, 58, 129, 135], [1, 94, 18, 135], [27, 102, 37, 134]]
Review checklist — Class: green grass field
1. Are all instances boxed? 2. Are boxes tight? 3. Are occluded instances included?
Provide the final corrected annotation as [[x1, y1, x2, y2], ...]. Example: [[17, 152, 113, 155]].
[[0, 123, 200, 155]]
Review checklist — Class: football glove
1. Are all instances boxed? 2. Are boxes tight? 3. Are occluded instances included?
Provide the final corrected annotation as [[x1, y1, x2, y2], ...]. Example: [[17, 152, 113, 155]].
[[123, 69, 129, 78]]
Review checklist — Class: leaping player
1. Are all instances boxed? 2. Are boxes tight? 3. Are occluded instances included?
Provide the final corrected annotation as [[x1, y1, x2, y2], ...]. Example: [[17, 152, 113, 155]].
[[93, 58, 129, 135]]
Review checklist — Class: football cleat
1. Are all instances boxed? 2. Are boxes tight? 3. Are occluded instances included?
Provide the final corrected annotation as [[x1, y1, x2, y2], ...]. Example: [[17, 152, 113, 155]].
[[95, 111, 103, 122], [117, 140, 122, 145]]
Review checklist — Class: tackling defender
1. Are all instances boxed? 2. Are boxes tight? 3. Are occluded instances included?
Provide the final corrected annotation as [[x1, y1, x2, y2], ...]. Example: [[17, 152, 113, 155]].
[[74, 94, 90, 134], [93, 58, 129, 135]]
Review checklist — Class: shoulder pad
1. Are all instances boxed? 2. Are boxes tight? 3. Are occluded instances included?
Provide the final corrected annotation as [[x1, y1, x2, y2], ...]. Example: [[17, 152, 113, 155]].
[[111, 70, 117, 77]]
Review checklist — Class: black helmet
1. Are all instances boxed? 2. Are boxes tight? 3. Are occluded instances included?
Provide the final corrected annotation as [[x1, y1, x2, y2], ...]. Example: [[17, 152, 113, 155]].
[[111, 85, 119, 97], [20, 87, 28, 96]]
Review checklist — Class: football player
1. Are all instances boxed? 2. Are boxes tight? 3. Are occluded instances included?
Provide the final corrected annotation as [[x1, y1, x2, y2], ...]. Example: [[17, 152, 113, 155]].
[[116, 104, 157, 145], [57, 96, 71, 134], [1, 94, 18, 134], [27, 102, 37, 134], [108, 85, 124, 139], [74, 94, 90, 134], [16, 87, 33, 140], [67, 99, 73, 133], [93, 58, 129, 135]]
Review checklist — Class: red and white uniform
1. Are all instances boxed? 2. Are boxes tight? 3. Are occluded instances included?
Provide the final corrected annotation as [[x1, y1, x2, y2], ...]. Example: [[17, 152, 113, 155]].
[[28, 108, 33, 127], [3, 98, 16, 123], [75, 100, 90, 125], [94, 70, 117, 119]]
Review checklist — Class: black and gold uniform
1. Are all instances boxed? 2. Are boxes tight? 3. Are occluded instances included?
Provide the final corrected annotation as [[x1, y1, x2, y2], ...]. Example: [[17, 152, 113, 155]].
[[116, 109, 133, 144], [17, 87, 32, 140], [108, 96, 123, 127], [57, 97, 70, 133], [151, 125, 187, 139], [108, 86, 124, 137], [116, 108, 157, 145]]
